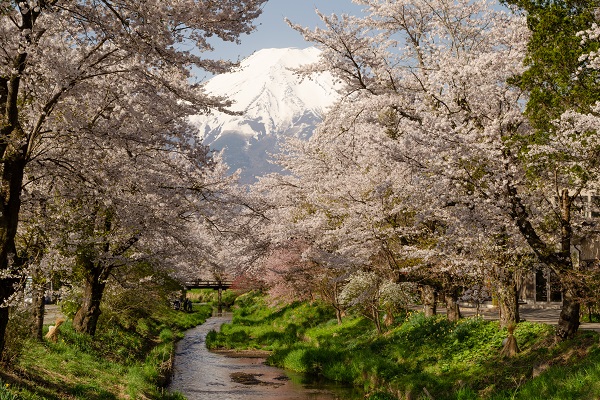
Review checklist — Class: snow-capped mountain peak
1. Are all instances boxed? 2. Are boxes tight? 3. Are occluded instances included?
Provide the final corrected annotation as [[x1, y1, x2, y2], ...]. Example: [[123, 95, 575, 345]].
[[191, 47, 340, 183]]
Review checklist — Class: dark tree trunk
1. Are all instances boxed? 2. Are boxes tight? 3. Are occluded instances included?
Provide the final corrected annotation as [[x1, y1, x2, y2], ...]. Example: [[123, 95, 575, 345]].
[[445, 291, 462, 322], [0, 6, 46, 361], [0, 154, 27, 357], [0, 305, 9, 359], [73, 266, 109, 336], [556, 289, 580, 340], [31, 282, 46, 340], [507, 185, 581, 341], [421, 285, 437, 317], [217, 286, 223, 315], [371, 304, 382, 334]]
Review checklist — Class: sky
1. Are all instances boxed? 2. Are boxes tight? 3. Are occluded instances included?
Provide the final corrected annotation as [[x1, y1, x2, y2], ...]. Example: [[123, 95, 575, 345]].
[[196, 0, 364, 80]]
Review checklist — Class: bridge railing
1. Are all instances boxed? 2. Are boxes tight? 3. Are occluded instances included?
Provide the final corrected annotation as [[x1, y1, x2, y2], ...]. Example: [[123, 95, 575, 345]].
[[184, 280, 233, 289]]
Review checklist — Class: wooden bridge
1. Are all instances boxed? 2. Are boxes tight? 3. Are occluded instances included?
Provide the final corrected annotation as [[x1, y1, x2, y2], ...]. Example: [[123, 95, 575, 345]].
[[183, 279, 233, 313], [184, 280, 233, 290]]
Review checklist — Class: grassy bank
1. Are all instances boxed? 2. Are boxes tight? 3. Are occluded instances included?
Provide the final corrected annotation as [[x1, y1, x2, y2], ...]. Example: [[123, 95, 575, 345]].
[[206, 291, 600, 399], [0, 303, 213, 400]]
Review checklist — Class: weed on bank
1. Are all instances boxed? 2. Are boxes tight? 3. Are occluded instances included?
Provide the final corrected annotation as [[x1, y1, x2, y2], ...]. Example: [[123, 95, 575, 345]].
[[0, 304, 212, 400], [206, 291, 600, 399]]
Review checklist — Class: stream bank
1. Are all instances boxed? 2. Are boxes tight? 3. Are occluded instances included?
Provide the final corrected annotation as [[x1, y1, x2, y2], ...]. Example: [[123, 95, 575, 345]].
[[169, 314, 363, 399]]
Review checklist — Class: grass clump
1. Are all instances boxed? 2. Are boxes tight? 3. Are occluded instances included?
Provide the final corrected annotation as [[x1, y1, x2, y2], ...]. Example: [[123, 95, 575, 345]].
[[207, 292, 600, 399]]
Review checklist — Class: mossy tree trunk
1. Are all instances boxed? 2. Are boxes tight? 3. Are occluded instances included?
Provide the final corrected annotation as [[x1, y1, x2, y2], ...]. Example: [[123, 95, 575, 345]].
[[421, 285, 437, 317], [445, 289, 462, 322], [494, 267, 520, 328]]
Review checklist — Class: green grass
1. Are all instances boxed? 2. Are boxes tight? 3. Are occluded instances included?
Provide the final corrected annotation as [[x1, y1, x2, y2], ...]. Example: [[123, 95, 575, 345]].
[[206, 292, 600, 399], [186, 288, 237, 309], [1, 303, 212, 400]]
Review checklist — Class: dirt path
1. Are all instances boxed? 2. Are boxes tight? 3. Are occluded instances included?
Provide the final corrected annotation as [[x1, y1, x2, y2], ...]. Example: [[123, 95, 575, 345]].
[[43, 304, 65, 325], [44, 303, 600, 332], [459, 304, 600, 332]]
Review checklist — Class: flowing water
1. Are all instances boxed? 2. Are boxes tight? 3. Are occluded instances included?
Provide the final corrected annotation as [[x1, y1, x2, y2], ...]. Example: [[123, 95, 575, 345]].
[[168, 314, 364, 400]]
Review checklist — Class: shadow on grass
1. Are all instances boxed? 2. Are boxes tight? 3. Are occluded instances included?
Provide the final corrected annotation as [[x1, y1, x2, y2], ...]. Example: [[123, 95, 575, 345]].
[[2, 368, 118, 400]]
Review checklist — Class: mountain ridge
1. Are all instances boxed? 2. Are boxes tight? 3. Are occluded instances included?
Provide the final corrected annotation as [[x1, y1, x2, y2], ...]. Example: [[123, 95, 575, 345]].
[[191, 47, 340, 183]]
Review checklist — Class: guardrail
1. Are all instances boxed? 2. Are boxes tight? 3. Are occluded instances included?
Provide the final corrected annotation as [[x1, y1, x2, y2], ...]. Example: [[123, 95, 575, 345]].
[[184, 280, 233, 289]]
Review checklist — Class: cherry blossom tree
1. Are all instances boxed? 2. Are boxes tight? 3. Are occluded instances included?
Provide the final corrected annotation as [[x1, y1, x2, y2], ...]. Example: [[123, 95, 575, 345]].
[[286, 0, 600, 339], [22, 77, 244, 334], [0, 0, 266, 355], [284, 0, 530, 322], [339, 270, 415, 333]]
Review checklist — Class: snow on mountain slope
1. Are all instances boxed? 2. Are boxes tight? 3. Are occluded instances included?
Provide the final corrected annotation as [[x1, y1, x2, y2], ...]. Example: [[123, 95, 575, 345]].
[[190, 47, 340, 183]]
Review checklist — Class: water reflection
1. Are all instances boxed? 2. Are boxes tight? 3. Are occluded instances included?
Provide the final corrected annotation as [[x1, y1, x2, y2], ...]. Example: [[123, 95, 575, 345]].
[[169, 314, 363, 400]]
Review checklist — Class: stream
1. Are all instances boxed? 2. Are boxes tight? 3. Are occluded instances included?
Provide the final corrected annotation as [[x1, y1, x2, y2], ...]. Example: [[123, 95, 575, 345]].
[[168, 314, 364, 399]]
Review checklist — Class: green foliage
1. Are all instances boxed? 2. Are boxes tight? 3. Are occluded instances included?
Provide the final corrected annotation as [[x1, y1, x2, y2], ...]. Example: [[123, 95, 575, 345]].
[[505, 0, 600, 131], [2, 304, 212, 399], [367, 392, 398, 400], [491, 333, 600, 399], [3, 308, 33, 364], [209, 294, 600, 399], [207, 291, 335, 352]]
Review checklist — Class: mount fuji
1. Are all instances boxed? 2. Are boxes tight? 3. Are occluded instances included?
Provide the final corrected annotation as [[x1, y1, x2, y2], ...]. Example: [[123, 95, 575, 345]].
[[190, 47, 340, 183]]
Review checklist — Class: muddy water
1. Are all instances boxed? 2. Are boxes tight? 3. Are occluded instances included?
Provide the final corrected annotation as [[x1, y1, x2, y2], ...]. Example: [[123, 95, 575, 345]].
[[169, 314, 363, 400]]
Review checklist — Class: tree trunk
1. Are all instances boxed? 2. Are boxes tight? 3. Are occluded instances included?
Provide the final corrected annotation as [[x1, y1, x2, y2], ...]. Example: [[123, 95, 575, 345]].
[[445, 291, 462, 322], [554, 190, 580, 341], [73, 266, 109, 336], [0, 8, 45, 360], [556, 289, 580, 340], [0, 155, 27, 357], [217, 286, 223, 315], [508, 185, 581, 341], [0, 305, 9, 360], [495, 269, 520, 328], [421, 285, 437, 317], [372, 305, 382, 334], [31, 282, 46, 340], [498, 289, 520, 328], [335, 307, 343, 325]]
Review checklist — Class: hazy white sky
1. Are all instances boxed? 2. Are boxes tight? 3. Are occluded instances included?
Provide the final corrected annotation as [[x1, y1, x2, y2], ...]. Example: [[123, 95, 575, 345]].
[[208, 0, 364, 62]]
